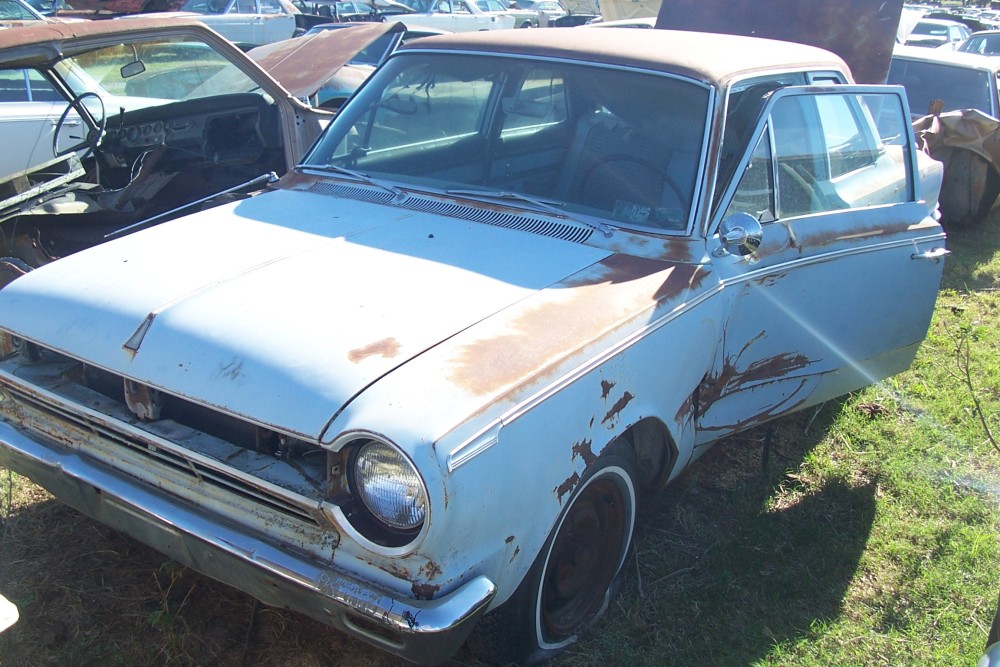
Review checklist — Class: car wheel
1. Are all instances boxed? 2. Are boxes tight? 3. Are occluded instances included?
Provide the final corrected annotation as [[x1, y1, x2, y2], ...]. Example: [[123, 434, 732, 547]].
[[468, 442, 638, 665], [520, 20, 534, 27]]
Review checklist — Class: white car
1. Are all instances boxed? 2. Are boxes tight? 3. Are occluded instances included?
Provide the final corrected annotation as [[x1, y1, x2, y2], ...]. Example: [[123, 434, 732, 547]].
[[0, 27, 946, 667], [396, 0, 514, 31], [904, 17, 972, 49], [0, 68, 82, 179], [140, 0, 311, 47]]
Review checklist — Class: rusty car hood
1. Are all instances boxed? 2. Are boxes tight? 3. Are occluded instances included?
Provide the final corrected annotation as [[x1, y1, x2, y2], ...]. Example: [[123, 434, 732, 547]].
[[656, 0, 903, 84], [248, 22, 403, 100], [0, 186, 619, 440]]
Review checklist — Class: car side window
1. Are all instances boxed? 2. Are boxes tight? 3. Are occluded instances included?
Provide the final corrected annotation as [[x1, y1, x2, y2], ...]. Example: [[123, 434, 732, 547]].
[[259, 0, 283, 12], [724, 91, 912, 222], [723, 130, 775, 222], [231, 0, 255, 12]]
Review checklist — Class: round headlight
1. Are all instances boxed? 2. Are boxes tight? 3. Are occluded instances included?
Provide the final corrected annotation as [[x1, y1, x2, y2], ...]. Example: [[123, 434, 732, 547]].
[[353, 441, 427, 532]]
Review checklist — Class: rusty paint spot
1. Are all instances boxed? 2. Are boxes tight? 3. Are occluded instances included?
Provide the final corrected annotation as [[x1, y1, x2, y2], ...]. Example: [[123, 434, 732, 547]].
[[411, 581, 440, 601], [449, 258, 710, 400], [555, 471, 580, 503], [589, 416, 595, 429], [505, 535, 515, 544], [418, 560, 442, 580], [601, 391, 634, 426], [509, 546, 520, 563], [674, 390, 696, 424], [571, 438, 597, 466], [696, 329, 815, 430], [600, 379, 616, 399], [370, 561, 410, 581], [348, 337, 401, 363]]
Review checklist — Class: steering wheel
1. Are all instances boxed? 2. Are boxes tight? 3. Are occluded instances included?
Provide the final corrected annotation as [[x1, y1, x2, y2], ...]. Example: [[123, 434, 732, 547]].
[[777, 162, 826, 215], [52, 91, 107, 159]]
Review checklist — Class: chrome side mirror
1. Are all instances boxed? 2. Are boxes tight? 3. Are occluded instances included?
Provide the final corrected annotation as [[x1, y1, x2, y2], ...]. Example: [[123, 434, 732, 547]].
[[716, 212, 763, 257]]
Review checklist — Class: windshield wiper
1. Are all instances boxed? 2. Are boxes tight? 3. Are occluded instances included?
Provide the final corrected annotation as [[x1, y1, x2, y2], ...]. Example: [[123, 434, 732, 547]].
[[446, 189, 614, 238], [298, 163, 406, 201]]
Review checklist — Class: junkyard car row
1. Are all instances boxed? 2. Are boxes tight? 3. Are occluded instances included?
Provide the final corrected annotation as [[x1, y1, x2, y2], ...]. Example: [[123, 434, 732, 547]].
[[0, 19, 948, 667]]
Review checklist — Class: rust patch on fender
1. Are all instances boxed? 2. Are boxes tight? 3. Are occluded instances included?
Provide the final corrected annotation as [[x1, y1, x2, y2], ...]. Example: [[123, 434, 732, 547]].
[[418, 560, 442, 580], [411, 581, 440, 601], [571, 439, 597, 466], [448, 257, 710, 398], [601, 391, 634, 426], [600, 379, 616, 399], [348, 337, 401, 363], [555, 471, 581, 503], [505, 535, 515, 544], [509, 546, 520, 563], [370, 561, 410, 581]]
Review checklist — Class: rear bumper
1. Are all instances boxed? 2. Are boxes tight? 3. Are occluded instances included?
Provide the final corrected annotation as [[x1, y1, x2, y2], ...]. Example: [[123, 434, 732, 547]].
[[0, 419, 495, 665]]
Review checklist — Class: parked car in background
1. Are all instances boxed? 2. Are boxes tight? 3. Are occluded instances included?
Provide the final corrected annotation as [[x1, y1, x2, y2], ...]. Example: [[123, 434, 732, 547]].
[[293, 0, 416, 21], [0, 27, 946, 667], [0, 0, 45, 22], [396, 0, 514, 31], [0, 18, 335, 284], [888, 44, 1000, 118], [138, 0, 328, 47], [956, 29, 1000, 56], [903, 17, 972, 48], [476, 0, 541, 27], [0, 67, 87, 180], [514, 0, 563, 21]]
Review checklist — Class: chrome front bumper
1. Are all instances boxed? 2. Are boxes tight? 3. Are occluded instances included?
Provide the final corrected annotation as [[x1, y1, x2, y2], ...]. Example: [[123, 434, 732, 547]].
[[0, 420, 496, 665]]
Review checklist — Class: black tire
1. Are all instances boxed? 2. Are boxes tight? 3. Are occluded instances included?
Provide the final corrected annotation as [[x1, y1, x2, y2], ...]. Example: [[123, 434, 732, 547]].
[[468, 443, 638, 665]]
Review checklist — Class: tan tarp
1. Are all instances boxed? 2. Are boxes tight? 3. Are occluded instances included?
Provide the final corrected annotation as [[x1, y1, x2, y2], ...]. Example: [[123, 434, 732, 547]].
[[913, 109, 1000, 226]]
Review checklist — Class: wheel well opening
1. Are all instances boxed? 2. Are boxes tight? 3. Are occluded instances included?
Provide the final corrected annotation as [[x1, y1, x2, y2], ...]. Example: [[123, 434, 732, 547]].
[[620, 418, 678, 493]]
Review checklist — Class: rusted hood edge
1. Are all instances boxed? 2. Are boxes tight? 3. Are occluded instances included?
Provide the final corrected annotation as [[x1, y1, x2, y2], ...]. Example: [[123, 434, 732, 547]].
[[248, 22, 404, 100]]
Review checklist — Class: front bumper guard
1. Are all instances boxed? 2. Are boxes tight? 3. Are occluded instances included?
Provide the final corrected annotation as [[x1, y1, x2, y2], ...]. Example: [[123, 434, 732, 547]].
[[0, 420, 496, 665]]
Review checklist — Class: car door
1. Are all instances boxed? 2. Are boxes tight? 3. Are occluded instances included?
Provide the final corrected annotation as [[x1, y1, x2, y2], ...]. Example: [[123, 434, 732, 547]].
[[695, 86, 946, 442]]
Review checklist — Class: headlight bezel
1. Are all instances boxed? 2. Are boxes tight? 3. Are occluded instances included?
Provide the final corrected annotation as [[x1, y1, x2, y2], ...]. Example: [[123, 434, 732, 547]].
[[342, 434, 428, 548]]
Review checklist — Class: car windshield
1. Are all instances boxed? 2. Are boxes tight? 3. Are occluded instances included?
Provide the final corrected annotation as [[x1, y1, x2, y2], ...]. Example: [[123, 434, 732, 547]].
[[58, 37, 268, 106], [960, 34, 1000, 55], [911, 23, 949, 37], [304, 53, 710, 232], [888, 57, 994, 117]]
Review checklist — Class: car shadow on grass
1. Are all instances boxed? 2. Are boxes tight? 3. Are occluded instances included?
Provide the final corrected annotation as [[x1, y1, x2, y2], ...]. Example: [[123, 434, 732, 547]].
[[558, 401, 877, 666]]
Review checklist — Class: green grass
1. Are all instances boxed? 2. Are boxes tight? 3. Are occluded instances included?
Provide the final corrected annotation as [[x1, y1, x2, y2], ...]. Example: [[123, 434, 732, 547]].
[[564, 220, 1000, 666], [1, 217, 999, 666]]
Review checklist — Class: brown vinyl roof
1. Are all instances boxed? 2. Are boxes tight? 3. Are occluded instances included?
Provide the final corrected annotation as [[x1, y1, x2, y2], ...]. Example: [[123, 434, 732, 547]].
[[399, 27, 852, 87]]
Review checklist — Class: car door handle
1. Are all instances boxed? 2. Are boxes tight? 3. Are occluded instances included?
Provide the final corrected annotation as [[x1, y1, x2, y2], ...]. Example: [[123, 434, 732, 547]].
[[50, 119, 81, 127], [911, 247, 950, 262]]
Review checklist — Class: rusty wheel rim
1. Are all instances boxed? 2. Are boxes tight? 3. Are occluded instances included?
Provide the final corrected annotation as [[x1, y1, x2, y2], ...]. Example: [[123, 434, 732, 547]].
[[540, 473, 630, 641]]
